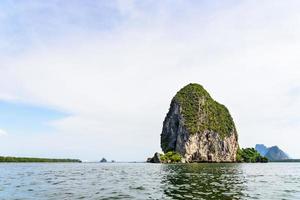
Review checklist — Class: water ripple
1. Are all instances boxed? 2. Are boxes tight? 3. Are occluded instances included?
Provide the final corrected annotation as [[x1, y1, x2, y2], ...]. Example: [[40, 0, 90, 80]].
[[0, 163, 299, 199]]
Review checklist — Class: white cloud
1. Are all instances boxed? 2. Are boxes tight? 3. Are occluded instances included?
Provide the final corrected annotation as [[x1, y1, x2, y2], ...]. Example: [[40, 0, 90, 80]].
[[1, 1, 300, 160], [0, 129, 8, 136]]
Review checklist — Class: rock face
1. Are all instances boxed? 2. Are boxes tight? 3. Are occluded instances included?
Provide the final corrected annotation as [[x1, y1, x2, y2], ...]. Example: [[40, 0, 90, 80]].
[[161, 83, 238, 163]]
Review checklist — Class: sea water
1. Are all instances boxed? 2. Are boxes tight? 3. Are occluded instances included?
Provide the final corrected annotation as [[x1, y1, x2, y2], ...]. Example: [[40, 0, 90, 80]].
[[0, 163, 299, 199]]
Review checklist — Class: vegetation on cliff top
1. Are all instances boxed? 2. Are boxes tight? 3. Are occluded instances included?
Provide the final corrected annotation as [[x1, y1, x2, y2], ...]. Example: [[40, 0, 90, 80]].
[[236, 148, 268, 163], [173, 83, 235, 139], [0, 156, 81, 163]]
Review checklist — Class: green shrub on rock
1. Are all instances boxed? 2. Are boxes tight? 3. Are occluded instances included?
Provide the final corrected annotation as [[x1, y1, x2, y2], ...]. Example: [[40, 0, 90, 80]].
[[236, 148, 268, 163], [160, 151, 182, 163], [173, 83, 235, 139]]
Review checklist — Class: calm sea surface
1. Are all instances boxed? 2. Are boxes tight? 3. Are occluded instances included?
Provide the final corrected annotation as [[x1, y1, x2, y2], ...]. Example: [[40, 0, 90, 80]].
[[0, 163, 299, 200]]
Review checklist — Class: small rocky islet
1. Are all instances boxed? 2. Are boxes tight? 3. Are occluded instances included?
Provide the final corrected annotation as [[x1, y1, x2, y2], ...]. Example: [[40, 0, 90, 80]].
[[148, 83, 267, 163]]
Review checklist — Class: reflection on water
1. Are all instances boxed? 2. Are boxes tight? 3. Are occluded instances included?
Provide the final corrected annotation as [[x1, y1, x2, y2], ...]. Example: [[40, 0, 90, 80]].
[[0, 163, 299, 199], [161, 163, 245, 199]]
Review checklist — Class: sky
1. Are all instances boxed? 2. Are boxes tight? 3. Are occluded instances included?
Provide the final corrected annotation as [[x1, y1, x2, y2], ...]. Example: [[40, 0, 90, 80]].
[[0, 0, 300, 161]]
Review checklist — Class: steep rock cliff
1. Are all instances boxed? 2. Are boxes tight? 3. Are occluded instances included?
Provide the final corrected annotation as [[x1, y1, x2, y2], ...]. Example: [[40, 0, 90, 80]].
[[161, 83, 238, 162]]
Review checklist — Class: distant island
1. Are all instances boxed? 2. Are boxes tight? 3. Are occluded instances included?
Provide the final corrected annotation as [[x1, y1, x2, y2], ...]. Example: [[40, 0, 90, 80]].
[[99, 158, 117, 163], [148, 83, 267, 163], [255, 144, 289, 161], [0, 156, 81, 163]]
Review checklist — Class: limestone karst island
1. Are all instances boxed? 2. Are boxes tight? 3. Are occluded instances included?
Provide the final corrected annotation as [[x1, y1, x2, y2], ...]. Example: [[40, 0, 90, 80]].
[[148, 83, 267, 163]]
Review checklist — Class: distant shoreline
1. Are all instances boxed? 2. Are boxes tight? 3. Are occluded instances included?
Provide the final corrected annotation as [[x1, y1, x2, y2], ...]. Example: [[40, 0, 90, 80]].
[[0, 158, 299, 163], [0, 156, 81, 163], [270, 159, 300, 162]]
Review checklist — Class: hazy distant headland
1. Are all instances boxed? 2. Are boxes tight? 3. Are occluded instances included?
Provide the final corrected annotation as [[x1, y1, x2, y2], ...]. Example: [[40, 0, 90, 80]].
[[255, 144, 289, 161]]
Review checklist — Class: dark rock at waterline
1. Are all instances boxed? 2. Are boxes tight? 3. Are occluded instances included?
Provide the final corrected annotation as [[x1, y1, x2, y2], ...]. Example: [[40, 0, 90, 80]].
[[147, 152, 161, 163]]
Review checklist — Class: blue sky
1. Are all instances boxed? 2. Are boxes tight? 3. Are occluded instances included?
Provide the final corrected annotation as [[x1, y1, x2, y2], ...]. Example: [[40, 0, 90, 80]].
[[0, 101, 67, 135], [1, 0, 300, 161], [0, 0, 123, 55]]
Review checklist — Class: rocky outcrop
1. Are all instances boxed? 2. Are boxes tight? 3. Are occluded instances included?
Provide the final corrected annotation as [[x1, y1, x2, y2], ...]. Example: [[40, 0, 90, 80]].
[[161, 83, 238, 163], [147, 152, 161, 163]]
